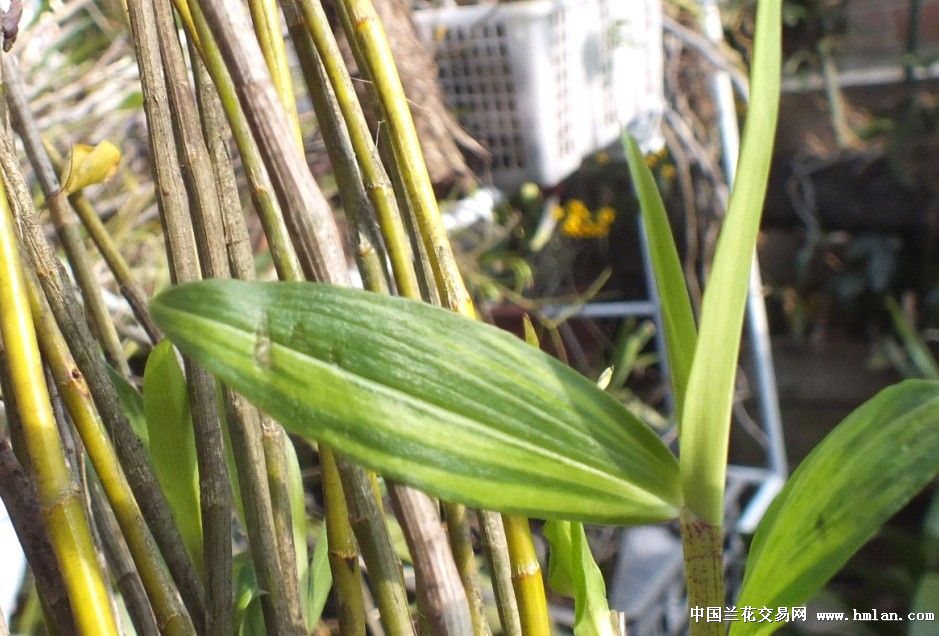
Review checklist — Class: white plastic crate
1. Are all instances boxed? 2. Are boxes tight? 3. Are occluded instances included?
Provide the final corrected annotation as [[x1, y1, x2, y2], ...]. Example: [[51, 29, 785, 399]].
[[592, 0, 664, 150], [413, 0, 663, 189]]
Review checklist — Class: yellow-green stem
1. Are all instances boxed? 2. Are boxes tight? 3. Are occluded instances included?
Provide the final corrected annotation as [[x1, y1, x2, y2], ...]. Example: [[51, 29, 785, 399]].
[[27, 274, 195, 635], [335, 0, 473, 316], [0, 161, 118, 636], [247, 0, 304, 148], [291, 0, 420, 299], [87, 475, 161, 636], [444, 504, 491, 635], [320, 447, 367, 635], [334, 3, 540, 630], [175, 0, 304, 283], [503, 515, 549, 636], [478, 511, 520, 636], [0, 433, 76, 635]]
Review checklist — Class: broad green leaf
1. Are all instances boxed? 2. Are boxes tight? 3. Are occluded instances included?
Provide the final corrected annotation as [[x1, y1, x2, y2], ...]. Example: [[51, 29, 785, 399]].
[[679, 0, 782, 523], [152, 280, 682, 524], [544, 521, 616, 636], [143, 339, 203, 575], [303, 532, 332, 632], [623, 136, 696, 417], [732, 381, 939, 635], [283, 428, 308, 579], [59, 141, 121, 195], [106, 364, 148, 448]]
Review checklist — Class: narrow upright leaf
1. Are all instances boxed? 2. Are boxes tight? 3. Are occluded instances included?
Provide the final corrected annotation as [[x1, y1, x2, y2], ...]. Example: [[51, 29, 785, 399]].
[[732, 381, 939, 635], [885, 297, 939, 380], [107, 364, 148, 448], [232, 553, 266, 636], [143, 339, 203, 574], [152, 280, 683, 525], [544, 521, 616, 636], [283, 429, 308, 579], [624, 135, 696, 417], [303, 531, 332, 632], [679, 0, 782, 524]]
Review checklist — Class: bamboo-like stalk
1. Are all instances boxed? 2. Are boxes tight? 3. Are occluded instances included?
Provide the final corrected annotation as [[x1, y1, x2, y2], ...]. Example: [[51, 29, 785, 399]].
[[192, 2, 415, 634], [0, 122, 207, 632], [383, 138, 442, 306], [41, 141, 161, 343], [284, 2, 390, 290], [27, 271, 196, 635], [502, 516, 549, 635], [389, 489, 474, 634], [87, 475, 161, 636], [246, 0, 304, 148], [150, 0, 229, 281], [331, 2, 519, 629], [190, 50, 309, 631], [48, 368, 82, 486], [0, 346, 29, 468], [502, 327, 552, 636], [290, 0, 420, 299], [199, 17, 372, 630], [226, 395, 307, 636], [125, 1, 234, 632], [175, 0, 304, 283], [435, 505, 487, 636], [193, 0, 349, 284], [479, 511, 521, 636], [334, 0, 473, 316], [0, 150, 118, 635], [0, 435, 76, 636], [1, 57, 130, 377], [152, 4, 306, 631], [259, 421, 309, 629], [289, 5, 490, 630], [335, 456, 414, 636], [285, 13, 477, 632], [188, 53, 253, 280], [320, 446, 368, 634]]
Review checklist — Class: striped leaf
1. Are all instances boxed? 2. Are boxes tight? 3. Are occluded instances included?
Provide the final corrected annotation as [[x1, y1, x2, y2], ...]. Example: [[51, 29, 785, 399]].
[[732, 381, 939, 635], [152, 280, 682, 525]]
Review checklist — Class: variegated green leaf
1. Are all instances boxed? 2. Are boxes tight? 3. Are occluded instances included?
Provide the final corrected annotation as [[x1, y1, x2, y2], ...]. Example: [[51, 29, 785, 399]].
[[152, 280, 682, 524], [732, 381, 939, 635]]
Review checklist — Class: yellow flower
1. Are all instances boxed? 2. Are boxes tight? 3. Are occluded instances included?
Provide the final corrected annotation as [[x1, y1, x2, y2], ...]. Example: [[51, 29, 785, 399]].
[[597, 207, 616, 225], [566, 199, 590, 219], [558, 201, 618, 238]]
